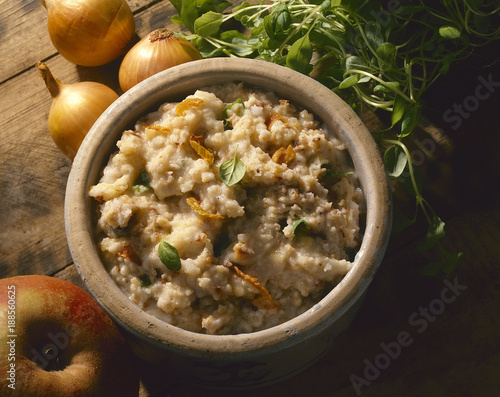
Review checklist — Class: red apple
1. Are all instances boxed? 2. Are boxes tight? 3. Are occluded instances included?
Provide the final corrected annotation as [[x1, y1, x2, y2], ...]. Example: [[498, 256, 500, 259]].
[[0, 275, 140, 396]]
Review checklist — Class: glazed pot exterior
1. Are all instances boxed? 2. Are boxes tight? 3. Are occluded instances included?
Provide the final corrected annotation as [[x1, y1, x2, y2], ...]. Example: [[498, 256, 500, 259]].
[[65, 58, 392, 388], [123, 289, 366, 389]]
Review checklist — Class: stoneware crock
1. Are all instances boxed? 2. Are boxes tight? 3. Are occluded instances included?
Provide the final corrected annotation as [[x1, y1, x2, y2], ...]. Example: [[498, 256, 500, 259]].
[[65, 58, 392, 389]]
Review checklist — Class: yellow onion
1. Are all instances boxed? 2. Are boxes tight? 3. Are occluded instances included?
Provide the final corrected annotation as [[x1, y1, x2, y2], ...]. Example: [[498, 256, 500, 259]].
[[36, 62, 119, 159], [40, 0, 135, 67], [119, 28, 202, 92]]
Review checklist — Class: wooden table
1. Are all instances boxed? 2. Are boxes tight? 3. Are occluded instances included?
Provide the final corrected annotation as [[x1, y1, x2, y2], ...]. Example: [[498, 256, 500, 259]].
[[1, 1, 499, 396]]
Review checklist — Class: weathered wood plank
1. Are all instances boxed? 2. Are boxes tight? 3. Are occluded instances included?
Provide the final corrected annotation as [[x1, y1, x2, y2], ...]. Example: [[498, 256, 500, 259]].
[[0, 0, 51, 83], [0, 55, 72, 277]]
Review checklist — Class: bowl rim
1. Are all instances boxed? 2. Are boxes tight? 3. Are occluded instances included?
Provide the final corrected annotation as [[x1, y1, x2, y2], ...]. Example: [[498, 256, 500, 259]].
[[65, 57, 392, 358]]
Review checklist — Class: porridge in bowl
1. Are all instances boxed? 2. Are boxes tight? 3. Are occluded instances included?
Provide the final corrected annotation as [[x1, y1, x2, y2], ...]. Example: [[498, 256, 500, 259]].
[[89, 82, 362, 335]]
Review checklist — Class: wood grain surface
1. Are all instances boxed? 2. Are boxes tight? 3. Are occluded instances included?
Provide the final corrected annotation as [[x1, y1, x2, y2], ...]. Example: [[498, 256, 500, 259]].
[[0, 1, 498, 396]]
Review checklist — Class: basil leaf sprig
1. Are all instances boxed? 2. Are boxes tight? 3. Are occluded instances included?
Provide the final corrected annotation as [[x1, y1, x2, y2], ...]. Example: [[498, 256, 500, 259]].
[[139, 274, 152, 287], [219, 149, 246, 186], [158, 240, 181, 271], [132, 170, 151, 193], [292, 219, 311, 237], [222, 98, 245, 129]]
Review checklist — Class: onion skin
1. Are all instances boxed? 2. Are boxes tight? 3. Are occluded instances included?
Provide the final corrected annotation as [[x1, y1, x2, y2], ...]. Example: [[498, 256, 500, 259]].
[[40, 0, 135, 67], [119, 28, 202, 92], [36, 62, 119, 160]]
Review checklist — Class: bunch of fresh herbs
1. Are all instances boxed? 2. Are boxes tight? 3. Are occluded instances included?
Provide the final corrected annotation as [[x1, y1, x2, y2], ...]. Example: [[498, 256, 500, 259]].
[[169, 0, 499, 274]]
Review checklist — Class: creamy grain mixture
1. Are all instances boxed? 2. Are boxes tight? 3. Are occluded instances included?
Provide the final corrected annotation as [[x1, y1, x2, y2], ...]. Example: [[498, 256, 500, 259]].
[[89, 83, 362, 335]]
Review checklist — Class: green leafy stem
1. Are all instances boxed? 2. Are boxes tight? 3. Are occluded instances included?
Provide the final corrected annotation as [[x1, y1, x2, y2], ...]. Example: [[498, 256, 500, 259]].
[[169, 0, 499, 274]]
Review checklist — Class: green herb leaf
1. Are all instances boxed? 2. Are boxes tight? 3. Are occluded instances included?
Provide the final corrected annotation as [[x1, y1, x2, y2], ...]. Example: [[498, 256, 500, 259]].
[[263, 14, 276, 39], [132, 170, 151, 193], [439, 26, 461, 39], [198, 0, 231, 14], [220, 151, 245, 186], [176, 0, 198, 32], [384, 145, 407, 178], [339, 74, 360, 89], [233, 1, 261, 24], [139, 274, 152, 287], [170, 14, 185, 26], [400, 105, 420, 137], [419, 214, 446, 252], [275, 4, 292, 31], [194, 11, 223, 36], [322, 0, 340, 11], [292, 219, 311, 236], [172, 0, 230, 32], [391, 95, 406, 126], [376, 42, 396, 63], [364, 22, 384, 51], [286, 33, 313, 74], [222, 98, 245, 129], [345, 55, 370, 72], [321, 164, 354, 178], [219, 30, 255, 57], [264, 2, 292, 39], [170, 0, 182, 15], [158, 240, 181, 271], [373, 81, 400, 94]]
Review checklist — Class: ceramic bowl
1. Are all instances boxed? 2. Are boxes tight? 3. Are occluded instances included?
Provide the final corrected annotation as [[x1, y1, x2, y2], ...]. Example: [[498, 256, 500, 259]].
[[65, 58, 392, 389]]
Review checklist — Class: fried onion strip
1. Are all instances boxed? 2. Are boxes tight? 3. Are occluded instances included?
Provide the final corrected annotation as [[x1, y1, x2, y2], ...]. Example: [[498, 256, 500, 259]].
[[146, 125, 170, 134], [176, 98, 203, 116], [232, 265, 280, 310], [272, 144, 296, 165], [189, 139, 214, 165], [186, 196, 225, 219], [118, 245, 142, 265]]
